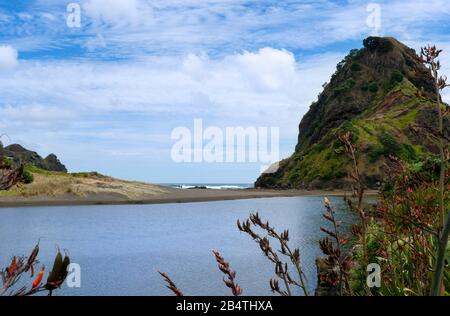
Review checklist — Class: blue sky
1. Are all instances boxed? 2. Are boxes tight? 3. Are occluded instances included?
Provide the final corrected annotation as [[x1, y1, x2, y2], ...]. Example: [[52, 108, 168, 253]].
[[0, 0, 449, 183]]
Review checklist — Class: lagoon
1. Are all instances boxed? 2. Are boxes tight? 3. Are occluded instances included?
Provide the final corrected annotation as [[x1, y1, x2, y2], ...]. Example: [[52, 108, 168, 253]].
[[0, 196, 357, 296]]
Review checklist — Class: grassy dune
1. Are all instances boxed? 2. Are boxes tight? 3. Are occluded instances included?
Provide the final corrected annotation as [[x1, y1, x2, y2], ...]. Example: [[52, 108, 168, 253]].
[[0, 166, 168, 199]]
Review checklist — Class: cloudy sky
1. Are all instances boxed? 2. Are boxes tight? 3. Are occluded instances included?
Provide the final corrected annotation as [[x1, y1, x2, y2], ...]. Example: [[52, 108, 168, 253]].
[[0, 0, 449, 183]]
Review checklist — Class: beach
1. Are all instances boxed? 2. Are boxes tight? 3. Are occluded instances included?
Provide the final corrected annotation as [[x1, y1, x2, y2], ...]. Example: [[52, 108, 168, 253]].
[[0, 185, 378, 208]]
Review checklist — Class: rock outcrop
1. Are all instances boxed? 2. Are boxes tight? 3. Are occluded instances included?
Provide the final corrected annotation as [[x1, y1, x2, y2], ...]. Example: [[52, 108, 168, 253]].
[[0, 143, 67, 172], [256, 37, 449, 189]]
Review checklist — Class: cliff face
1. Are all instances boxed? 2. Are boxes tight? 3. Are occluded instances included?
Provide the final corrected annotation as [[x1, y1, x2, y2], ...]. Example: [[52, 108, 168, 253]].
[[0, 143, 67, 172], [256, 37, 449, 189]]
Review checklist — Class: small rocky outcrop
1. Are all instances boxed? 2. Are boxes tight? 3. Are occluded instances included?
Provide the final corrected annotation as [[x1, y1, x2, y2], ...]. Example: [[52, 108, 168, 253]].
[[0, 143, 67, 172], [43, 154, 67, 172]]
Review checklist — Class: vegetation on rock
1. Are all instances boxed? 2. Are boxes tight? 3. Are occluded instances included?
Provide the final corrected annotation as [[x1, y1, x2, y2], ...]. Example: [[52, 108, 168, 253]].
[[256, 37, 448, 190]]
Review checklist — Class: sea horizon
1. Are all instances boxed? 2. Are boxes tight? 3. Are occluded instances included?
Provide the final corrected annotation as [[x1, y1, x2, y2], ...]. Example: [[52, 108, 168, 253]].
[[162, 183, 254, 190]]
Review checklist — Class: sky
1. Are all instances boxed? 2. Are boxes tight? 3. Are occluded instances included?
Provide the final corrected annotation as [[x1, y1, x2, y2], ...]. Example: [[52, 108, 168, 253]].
[[0, 0, 449, 184]]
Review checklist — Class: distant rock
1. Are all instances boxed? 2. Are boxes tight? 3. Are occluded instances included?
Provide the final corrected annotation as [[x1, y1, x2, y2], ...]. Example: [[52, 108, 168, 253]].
[[44, 154, 67, 172], [0, 144, 67, 172]]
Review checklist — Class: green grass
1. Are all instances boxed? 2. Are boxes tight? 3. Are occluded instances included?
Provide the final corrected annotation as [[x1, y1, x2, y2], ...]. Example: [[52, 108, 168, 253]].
[[24, 165, 107, 179], [285, 144, 347, 186], [24, 165, 66, 177]]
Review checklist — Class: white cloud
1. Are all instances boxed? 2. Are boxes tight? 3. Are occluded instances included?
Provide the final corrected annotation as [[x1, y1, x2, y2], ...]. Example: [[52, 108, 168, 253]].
[[0, 48, 337, 124], [0, 48, 342, 173], [2, 0, 449, 59], [82, 33, 107, 52], [74, 0, 450, 57], [0, 45, 18, 70], [0, 104, 75, 128], [83, 0, 145, 26], [232, 48, 298, 92]]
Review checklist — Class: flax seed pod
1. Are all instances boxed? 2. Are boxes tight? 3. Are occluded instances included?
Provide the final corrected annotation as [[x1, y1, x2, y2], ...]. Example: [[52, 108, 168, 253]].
[[45, 250, 63, 290], [25, 242, 40, 275]]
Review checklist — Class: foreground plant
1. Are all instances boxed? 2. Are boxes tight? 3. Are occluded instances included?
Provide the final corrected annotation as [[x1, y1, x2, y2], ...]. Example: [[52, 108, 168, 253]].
[[212, 251, 242, 296], [158, 271, 184, 296], [159, 216, 309, 296], [371, 156, 448, 295], [237, 213, 309, 296], [0, 242, 70, 296], [159, 251, 242, 296], [333, 127, 449, 295], [419, 45, 449, 232], [419, 45, 450, 296], [338, 131, 368, 268], [318, 197, 352, 295]]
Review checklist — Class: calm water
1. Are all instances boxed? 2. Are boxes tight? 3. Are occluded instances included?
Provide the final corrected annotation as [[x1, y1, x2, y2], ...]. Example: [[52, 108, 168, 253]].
[[0, 196, 358, 296]]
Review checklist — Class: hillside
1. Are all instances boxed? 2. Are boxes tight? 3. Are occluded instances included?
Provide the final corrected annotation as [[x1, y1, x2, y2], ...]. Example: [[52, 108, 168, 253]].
[[256, 37, 449, 189]]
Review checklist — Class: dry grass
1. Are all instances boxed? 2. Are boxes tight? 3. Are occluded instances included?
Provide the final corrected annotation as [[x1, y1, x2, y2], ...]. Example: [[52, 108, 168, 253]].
[[0, 170, 168, 199]]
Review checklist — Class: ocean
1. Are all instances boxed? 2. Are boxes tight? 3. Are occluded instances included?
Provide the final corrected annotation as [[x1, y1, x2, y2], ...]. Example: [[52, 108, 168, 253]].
[[164, 183, 253, 190]]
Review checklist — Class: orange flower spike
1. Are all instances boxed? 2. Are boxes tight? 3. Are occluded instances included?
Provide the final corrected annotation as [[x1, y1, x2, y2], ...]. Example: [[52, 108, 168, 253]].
[[32, 266, 45, 289], [9, 256, 17, 274]]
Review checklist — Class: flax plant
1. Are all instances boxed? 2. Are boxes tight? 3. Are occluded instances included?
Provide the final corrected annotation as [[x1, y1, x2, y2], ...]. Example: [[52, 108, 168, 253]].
[[418, 45, 450, 296], [0, 242, 70, 296], [237, 213, 309, 296], [319, 197, 352, 295]]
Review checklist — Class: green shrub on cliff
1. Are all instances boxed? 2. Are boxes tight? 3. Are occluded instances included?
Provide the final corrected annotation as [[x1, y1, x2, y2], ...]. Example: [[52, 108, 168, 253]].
[[351, 62, 362, 72], [375, 133, 418, 161], [334, 78, 356, 95], [390, 70, 403, 84], [363, 36, 394, 53], [368, 81, 378, 93]]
